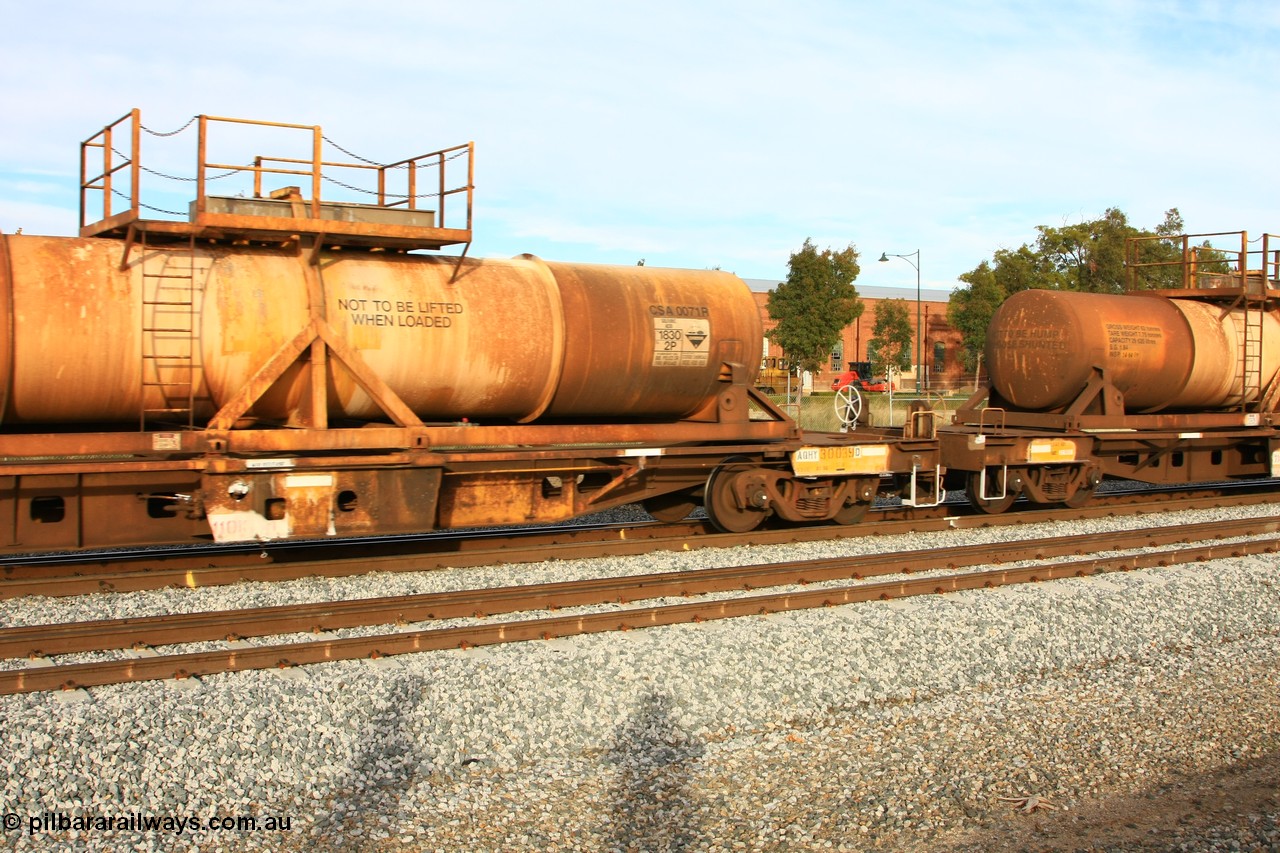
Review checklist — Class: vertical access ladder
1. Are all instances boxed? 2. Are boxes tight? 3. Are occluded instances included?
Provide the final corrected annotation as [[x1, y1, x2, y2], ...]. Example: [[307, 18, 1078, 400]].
[[1240, 288, 1265, 412], [1255, 236, 1280, 413], [138, 232, 211, 428], [1128, 231, 1279, 414], [1228, 233, 1275, 414]]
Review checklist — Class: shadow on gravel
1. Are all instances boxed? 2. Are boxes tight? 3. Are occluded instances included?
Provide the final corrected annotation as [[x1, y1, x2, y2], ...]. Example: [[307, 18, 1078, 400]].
[[327, 676, 426, 836], [935, 750, 1280, 853], [602, 690, 706, 852]]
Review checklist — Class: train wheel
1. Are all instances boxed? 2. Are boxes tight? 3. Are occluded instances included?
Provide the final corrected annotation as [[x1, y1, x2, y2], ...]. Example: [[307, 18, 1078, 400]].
[[967, 470, 1019, 514], [705, 459, 768, 533], [1063, 484, 1096, 508], [832, 498, 872, 525], [642, 491, 699, 522], [832, 478, 878, 525]]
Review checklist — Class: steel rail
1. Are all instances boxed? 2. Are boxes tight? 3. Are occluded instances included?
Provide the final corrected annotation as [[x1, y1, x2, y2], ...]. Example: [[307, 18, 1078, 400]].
[[3, 488, 1277, 600], [0, 478, 1256, 578], [2, 525, 1278, 695], [3, 514, 1279, 660]]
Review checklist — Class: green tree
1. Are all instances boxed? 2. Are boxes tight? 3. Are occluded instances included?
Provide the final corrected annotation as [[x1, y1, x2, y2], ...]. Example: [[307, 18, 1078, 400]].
[[1128, 208, 1230, 288], [1034, 207, 1139, 294], [990, 243, 1054, 293], [947, 261, 1004, 371], [1156, 207, 1184, 236], [945, 244, 1053, 370], [868, 298, 913, 376], [947, 207, 1216, 369], [766, 239, 864, 374]]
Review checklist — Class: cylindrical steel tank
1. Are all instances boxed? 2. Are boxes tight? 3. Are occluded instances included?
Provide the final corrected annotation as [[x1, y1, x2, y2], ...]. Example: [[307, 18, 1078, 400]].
[[532, 258, 758, 418], [0, 234, 761, 425], [201, 249, 568, 423], [986, 288, 1280, 413]]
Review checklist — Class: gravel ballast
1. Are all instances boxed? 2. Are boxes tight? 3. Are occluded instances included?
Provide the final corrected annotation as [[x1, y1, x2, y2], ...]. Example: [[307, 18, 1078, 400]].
[[0, 504, 1278, 852]]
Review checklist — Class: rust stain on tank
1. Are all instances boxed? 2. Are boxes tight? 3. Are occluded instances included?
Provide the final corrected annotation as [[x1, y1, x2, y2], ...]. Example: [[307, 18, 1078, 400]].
[[987, 288, 1280, 412], [0, 235, 762, 426]]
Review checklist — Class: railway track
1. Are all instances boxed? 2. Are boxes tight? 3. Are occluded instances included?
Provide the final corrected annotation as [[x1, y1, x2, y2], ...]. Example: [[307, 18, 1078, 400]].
[[3, 513, 1278, 695], [2, 484, 1277, 600]]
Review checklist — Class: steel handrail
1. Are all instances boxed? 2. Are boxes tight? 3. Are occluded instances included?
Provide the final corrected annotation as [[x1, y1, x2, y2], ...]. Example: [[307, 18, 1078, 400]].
[[79, 109, 474, 234]]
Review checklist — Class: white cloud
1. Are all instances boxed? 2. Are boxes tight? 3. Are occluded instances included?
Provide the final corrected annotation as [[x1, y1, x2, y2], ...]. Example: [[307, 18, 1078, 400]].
[[0, 0, 1276, 284], [0, 199, 78, 237]]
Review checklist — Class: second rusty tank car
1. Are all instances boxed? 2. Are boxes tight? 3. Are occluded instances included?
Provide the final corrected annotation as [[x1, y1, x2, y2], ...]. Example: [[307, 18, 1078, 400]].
[[942, 231, 1280, 513], [985, 287, 1280, 413]]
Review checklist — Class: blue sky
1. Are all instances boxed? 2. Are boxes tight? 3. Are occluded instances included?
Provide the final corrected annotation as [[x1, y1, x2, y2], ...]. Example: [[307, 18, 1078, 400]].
[[1, 1, 1276, 291]]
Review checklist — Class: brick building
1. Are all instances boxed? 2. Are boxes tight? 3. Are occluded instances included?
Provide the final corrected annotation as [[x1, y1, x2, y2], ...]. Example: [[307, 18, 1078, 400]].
[[744, 279, 967, 392]]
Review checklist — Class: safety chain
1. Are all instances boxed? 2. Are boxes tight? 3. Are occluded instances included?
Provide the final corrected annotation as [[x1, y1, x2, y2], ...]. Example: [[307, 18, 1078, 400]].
[[140, 116, 197, 137], [110, 148, 241, 182], [99, 131, 469, 202], [318, 139, 470, 198], [322, 135, 385, 167], [137, 121, 469, 171], [140, 164, 242, 183], [321, 174, 451, 199], [322, 134, 470, 170], [109, 187, 185, 217]]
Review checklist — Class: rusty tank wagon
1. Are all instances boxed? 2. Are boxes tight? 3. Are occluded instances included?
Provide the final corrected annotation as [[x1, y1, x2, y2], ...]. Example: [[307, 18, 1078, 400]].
[[940, 231, 1280, 512], [0, 110, 943, 554]]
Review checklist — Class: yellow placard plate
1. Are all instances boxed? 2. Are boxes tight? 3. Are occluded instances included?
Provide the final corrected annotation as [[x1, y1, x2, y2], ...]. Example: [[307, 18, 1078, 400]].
[[1026, 438, 1076, 463], [791, 444, 890, 477]]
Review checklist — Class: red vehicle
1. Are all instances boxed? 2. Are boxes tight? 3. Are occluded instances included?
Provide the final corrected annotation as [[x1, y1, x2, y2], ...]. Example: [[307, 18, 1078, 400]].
[[860, 376, 896, 393], [831, 370, 894, 393], [830, 370, 861, 392]]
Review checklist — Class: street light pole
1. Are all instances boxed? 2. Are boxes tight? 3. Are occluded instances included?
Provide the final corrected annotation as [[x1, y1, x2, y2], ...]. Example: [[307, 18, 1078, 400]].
[[878, 249, 922, 392]]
